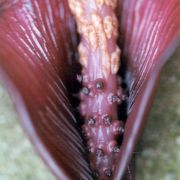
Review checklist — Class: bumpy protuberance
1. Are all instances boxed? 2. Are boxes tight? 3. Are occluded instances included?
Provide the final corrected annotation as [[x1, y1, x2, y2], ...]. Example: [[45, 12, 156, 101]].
[[68, 0, 124, 179]]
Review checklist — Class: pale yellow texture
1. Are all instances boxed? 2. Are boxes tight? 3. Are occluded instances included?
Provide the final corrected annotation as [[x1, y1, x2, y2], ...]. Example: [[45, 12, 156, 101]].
[[68, 0, 120, 78]]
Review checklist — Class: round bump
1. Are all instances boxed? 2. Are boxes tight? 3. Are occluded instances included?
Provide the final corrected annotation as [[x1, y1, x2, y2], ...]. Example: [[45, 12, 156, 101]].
[[95, 80, 104, 90], [87, 117, 96, 126], [104, 169, 112, 177], [96, 148, 104, 157], [107, 140, 116, 153], [82, 74, 88, 83], [107, 93, 121, 104], [112, 94, 121, 104], [82, 125, 91, 138], [119, 126, 124, 135], [113, 146, 120, 153], [112, 95, 118, 102], [82, 87, 89, 95], [118, 121, 125, 135], [76, 74, 83, 82], [103, 115, 112, 126], [113, 121, 124, 135], [87, 141, 95, 153], [82, 130, 90, 138], [88, 146, 95, 153], [107, 93, 114, 104]]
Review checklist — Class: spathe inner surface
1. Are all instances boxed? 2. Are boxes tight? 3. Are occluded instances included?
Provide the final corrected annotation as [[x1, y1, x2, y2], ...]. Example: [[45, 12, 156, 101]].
[[0, 0, 179, 180]]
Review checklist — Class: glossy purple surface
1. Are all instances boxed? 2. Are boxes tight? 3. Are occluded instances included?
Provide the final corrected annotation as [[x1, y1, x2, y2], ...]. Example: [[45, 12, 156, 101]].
[[0, 0, 179, 179]]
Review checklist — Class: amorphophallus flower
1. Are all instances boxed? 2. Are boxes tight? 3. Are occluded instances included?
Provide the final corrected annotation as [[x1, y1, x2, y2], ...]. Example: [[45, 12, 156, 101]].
[[0, 0, 179, 179]]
